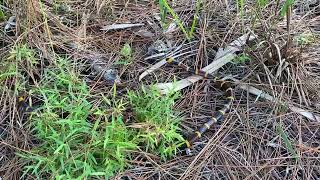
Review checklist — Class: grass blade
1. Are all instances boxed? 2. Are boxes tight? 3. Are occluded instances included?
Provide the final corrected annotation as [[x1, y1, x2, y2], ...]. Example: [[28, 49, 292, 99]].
[[276, 122, 299, 160]]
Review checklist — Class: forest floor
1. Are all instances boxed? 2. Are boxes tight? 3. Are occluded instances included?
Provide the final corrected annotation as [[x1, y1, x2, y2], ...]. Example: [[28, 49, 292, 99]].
[[0, 0, 320, 179]]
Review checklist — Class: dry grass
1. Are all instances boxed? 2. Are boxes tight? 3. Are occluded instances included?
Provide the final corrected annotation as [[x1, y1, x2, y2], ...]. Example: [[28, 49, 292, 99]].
[[0, 0, 319, 179]]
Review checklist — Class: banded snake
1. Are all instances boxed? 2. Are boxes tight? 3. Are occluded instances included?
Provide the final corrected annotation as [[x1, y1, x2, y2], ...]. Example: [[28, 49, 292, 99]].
[[165, 57, 234, 155]]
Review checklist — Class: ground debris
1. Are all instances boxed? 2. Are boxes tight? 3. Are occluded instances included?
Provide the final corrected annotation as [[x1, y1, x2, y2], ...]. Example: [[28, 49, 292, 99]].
[[101, 23, 144, 31]]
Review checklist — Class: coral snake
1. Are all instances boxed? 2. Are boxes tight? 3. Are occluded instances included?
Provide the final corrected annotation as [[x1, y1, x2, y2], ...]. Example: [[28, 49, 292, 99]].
[[166, 57, 234, 155]]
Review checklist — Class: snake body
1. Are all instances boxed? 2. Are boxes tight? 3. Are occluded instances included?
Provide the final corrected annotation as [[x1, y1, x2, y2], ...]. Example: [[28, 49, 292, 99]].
[[166, 57, 234, 155], [17, 96, 34, 113]]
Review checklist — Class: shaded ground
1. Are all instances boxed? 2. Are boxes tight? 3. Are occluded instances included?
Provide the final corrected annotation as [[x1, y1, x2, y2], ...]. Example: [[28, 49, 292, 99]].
[[0, 0, 320, 179]]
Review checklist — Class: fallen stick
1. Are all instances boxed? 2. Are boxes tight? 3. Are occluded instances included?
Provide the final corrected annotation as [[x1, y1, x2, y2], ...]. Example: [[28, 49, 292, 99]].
[[100, 23, 144, 31], [233, 78, 320, 122], [154, 32, 257, 94]]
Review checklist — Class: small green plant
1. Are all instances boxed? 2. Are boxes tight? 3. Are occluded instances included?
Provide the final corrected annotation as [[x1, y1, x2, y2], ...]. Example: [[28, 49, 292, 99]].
[[159, 0, 167, 28], [276, 122, 299, 160], [277, 102, 289, 114], [295, 33, 316, 45], [128, 86, 185, 160], [237, 0, 245, 17], [257, 0, 268, 7], [232, 53, 251, 64], [8, 44, 37, 66], [53, 1, 71, 13], [18, 57, 137, 179], [280, 0, 295, 17], [0, 7, 5, 21], [238, 0, 294, 17], [0, 57, 18, 81], [158, 0, 201, 40], [115, 43, 133, 65], [0, 44, 37, 92]]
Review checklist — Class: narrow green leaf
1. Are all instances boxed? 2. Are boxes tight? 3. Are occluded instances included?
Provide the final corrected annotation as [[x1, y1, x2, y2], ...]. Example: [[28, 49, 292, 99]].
[[276, 122, 299, 159], [280, 0, 294, 17]]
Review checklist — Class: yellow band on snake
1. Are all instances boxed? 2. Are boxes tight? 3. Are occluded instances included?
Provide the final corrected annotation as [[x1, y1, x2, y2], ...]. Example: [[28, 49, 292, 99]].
[[195, 131, 201, 138], [226, 87, 233, 92], [185, 140, 191, 148], [167, 57, 174, 63], [18, 96, 25, 102], [227, 96, 234, 100], [220, 81, 226, 87]]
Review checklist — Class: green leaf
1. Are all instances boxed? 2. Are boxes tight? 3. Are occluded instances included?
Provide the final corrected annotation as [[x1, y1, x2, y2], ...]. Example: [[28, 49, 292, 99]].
[[54, 144, 65, 155], [159, 0, 167, 26], [160, 0, 196, 40], [120, 43, 131, 58], [276, 122, 299, 159], [237, 0, 245, 17], [280, 0, 294, 17], [257, 0, 268, 7], [91, 172, 106, 176], [0, 7, 5, 21]]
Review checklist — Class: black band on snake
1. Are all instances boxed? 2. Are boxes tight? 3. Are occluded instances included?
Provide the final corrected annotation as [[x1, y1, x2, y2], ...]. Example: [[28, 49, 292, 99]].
[[166, 57, 234, 155], [17, 96, 33, 112]]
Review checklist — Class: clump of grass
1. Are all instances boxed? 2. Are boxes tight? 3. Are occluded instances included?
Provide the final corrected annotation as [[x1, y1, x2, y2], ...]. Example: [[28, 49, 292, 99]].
[[128, 86, 185, 160], [13, 44, 186, 178], [18, 57, 137, 179], [11, 42, 188, 178]]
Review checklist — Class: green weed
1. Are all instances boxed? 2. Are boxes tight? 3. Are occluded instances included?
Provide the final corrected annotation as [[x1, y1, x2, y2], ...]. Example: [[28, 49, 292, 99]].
[[276, 122, 299, 160], [280, 0, 294, 17], [0, 58, 18, 81], [295, 33, 316, 45], [257, 0, 268, 7], [236, 0, 295, 18], [18, 57, 137, 179], [13, 44, 187, 178], [115, 43, 133, 65], [0, 44, 37, 93], [158, 0, 201, 40], [0, 7, 5, 21], [232, 53, 251, 64], [159, 0, 167, 29], [277, 103, 289, 114], [8, 44, 37, 65], [127, 86, 185, 160], [188, 0, 201, 39], [237, 0, 245, 17]]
